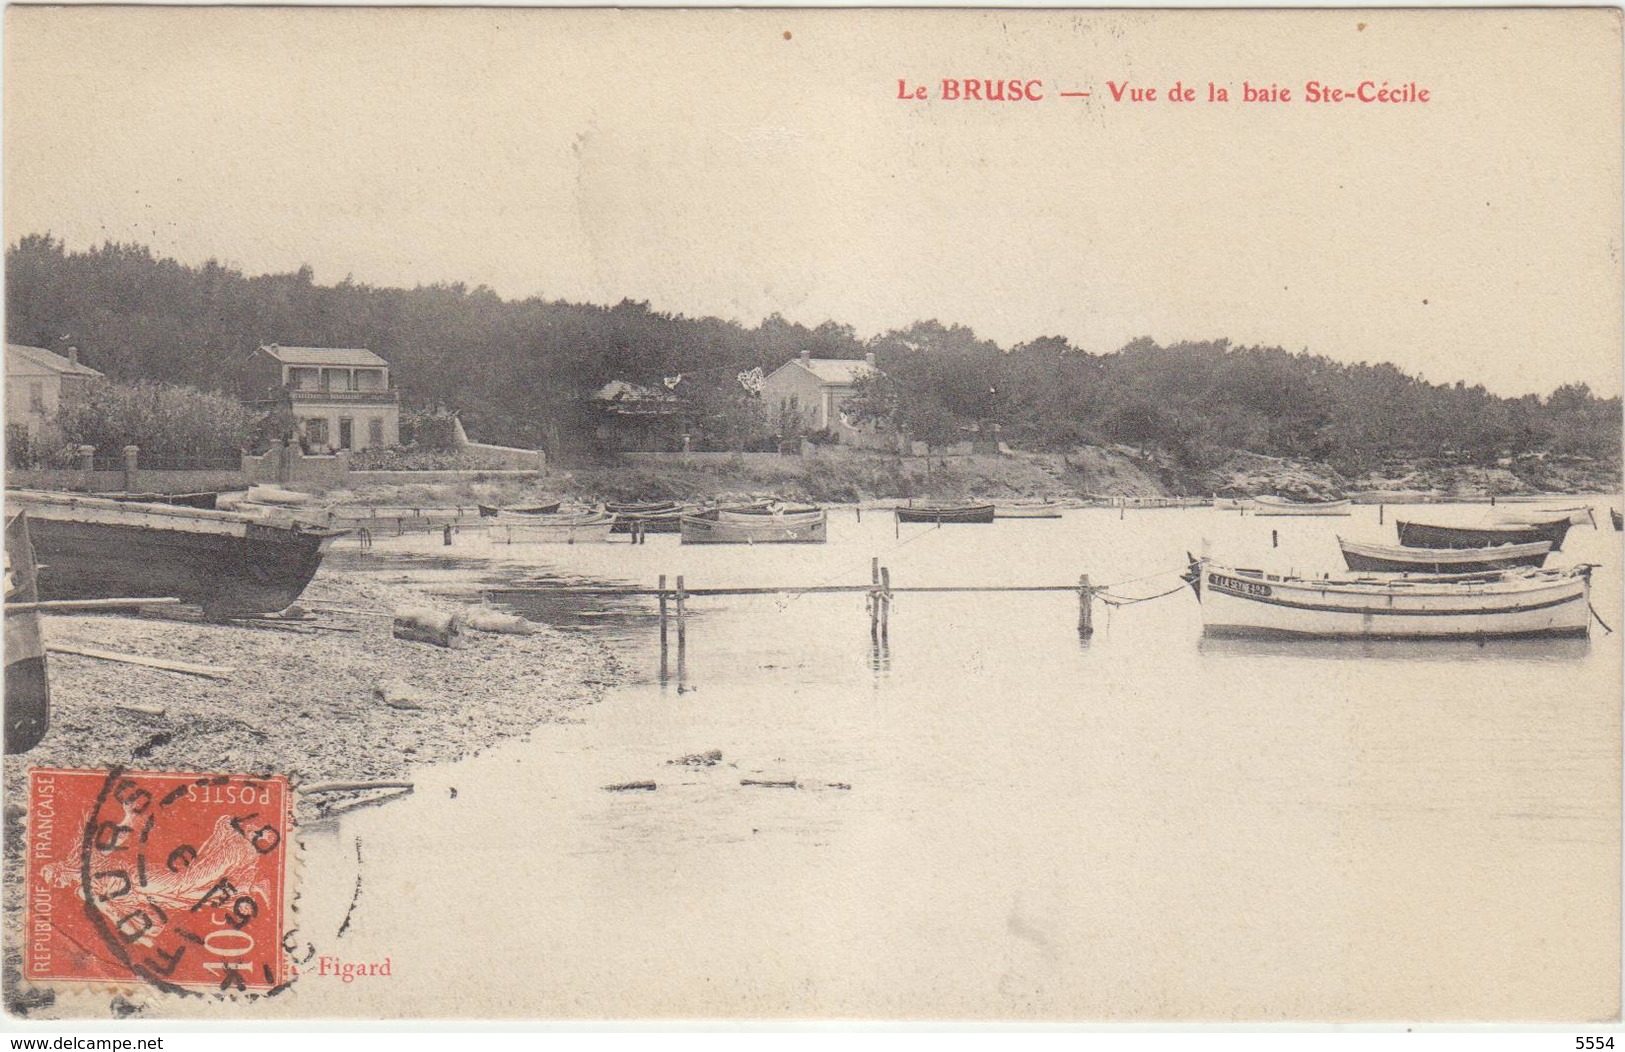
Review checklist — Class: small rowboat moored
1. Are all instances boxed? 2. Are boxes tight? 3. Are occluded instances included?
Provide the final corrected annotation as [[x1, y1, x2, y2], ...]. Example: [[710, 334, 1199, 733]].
[[488, 511, 614, 544], [680, 507, 827, 545], [1397, 517, 1574, 552], [1338, 536, 1551, 574], [895, 500, 996, 524], [1250, 495, 1352, 517]]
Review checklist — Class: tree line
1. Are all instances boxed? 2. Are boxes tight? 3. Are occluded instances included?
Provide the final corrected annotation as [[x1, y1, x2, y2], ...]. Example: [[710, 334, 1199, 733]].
[[6, 234, 1618, 472]]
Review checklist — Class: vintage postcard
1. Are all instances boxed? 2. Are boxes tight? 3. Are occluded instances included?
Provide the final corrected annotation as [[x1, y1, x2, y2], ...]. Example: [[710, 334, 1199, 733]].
[[1, 5, 1620, 1025]]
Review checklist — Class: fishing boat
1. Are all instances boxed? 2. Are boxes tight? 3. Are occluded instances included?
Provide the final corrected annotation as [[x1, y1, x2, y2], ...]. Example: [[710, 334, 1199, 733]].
[[895, 500, 996, 524], [477, 500, 562, 517], [680, 507, 827, 544], [1212, 497, 1251, 512], [1338, 536, 1551, 574], [1183, 557, 1591, 640], [1250, 495, 1353, 516], [1613, 507, 1622, 532], [488, 511, 614, 544], [1397, 517, 1574, 552], [6, 490, 344, 618], [1489, 505, 1593, 527]]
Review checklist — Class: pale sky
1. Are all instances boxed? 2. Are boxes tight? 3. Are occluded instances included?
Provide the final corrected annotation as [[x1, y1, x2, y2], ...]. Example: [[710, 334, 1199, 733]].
[[5, 7, 1621, 397]]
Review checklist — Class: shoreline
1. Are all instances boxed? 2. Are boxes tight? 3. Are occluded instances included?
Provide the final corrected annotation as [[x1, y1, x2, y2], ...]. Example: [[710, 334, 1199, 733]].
[[2, 551, 628, 1017]]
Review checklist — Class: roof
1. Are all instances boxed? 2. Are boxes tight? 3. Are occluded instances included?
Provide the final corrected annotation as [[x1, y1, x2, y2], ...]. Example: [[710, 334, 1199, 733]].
[[6, 344, 103, 378], [591, 380, 684, 414], [259, 344, 389, 368], [778, 357, 878, 386]]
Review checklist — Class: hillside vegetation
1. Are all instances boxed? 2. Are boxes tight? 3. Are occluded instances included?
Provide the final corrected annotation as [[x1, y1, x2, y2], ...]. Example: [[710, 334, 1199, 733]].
[[7, 235, 1619, 480]]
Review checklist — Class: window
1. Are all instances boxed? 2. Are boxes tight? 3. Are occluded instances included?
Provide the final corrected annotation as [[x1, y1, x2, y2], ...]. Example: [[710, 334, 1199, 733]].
[[304, 418, 329, 446], [288, 367, 320, 390], [368, 418, 384, 446], [356, 370, 384, 392], [28, 382, 44, 412]]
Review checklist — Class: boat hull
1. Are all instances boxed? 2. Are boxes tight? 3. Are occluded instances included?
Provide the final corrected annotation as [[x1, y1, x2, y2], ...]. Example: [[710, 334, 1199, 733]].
[[1397, 518, 1573, 552], [1196, 563, 1590, 640], [680, 511, 827, 544], [1251, 496, 1352, 516], [1613, 508, 1623, 532], [490, 515, 614, 544], [11, 492, 340, 617], [1339, 537, 1551, 574], [895, 503, 996, 524]]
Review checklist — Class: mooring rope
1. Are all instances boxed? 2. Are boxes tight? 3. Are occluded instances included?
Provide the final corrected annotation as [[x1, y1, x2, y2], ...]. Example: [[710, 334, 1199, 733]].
[[1095, 581, 1191, 608], [1588, 599, 1615, 635]]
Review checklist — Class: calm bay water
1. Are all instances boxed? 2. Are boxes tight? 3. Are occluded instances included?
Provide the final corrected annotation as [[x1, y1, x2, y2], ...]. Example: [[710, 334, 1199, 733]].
[[261, 503, 1620, 1020]]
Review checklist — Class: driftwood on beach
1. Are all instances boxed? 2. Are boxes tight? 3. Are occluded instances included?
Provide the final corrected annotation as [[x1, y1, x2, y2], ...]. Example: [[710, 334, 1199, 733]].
[[392, 606, 464, 648]]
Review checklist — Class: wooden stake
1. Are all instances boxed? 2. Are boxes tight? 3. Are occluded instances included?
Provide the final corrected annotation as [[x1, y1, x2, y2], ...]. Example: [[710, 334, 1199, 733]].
[[47, 643, 234, 680], [1272, 529, 1279, 548], [676, 575, 687, 650], [1078, 574, 1094, 636], [879, 566, 891, 639], [869, 559, 880, 640], [6, 597, 180, 614]]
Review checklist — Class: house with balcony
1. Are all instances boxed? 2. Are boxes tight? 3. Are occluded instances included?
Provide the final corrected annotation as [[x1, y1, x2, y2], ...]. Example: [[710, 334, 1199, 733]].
[[247, 344, 400, 451]]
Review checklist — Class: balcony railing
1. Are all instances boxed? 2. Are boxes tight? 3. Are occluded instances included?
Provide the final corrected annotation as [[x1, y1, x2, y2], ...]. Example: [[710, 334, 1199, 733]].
[[287, 388, 399, 406]]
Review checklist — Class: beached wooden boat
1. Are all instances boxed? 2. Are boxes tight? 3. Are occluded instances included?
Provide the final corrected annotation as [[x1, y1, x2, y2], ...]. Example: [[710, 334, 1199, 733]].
[[1613, 507, 1623, 532], [478, 500, 562, 517], [7, 490, 344, 617], [1251, 495, 1352, 516], [1397, 517, 1574, 552], [680, 507, 827, 544], [1212, 497, 1251, 512], [895, 500, 996, 524], [1184, 557, 1591, 640], [5, 514, 48, 754], [489, 511, 614, 544], [1338, 536, 1551, 574]]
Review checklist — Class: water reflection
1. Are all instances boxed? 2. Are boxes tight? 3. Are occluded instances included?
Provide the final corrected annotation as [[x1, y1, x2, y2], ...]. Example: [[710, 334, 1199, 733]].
[[1199, 634, 1592, 664]]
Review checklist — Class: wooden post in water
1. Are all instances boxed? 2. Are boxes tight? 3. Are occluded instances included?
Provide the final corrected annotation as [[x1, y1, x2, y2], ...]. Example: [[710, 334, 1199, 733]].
[[653, 575, 666, 650], [869, 558, 881, 639], [1272, 529, 1279, 548], [1378, 504, 1384, 525], [1078, 574, 1094, 636], [675, 575, 687, 650], [879, 566, 892, 639], [856, 505, 862, 523], [1119, 498, 1125, 521]]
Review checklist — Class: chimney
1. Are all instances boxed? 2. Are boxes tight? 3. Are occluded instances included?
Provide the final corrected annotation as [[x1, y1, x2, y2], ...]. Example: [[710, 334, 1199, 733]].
[[799, 350, 810, 363], [67, 347, 79, 366], [864, 352, 876, 367]]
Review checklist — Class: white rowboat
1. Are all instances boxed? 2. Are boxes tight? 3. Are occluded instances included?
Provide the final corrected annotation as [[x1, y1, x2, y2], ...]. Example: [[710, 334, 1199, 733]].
[[1250, 495, 1352, 516]]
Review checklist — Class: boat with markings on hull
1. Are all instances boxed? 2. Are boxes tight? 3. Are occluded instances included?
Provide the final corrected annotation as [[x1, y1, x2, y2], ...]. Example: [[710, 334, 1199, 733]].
[[1183, 557, 1592, 640], [7, 489, 344, 618], [1338, 536, 1552, 574]]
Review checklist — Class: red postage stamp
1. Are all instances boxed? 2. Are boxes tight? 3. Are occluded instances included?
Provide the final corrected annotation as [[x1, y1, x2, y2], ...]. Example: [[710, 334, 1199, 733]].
[[24, 767, 292, 995]]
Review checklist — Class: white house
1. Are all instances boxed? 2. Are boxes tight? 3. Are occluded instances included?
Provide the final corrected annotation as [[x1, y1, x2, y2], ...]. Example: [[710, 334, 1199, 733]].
[[759, 351, 887, 446]]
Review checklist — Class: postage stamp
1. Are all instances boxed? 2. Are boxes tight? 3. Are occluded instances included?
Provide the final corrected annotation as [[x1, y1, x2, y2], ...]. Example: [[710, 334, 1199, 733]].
[[24, 768, 292, 995]]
